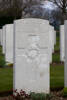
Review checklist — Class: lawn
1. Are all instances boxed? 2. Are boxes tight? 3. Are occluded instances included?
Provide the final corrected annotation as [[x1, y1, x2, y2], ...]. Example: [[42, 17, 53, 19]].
[[50, 64, 64, 89], [54, 31, 60, 52], [52, 53, 60, 62], [54, 34, 60, 52], [0, 67, 13, 92], [0, 46, 13, 92], [0, 46, 5, 67], [50, 31, 64, 89], [0, 31, 64, 92]]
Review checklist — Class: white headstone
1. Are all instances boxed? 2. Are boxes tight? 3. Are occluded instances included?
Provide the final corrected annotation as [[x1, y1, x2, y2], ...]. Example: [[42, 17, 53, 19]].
[[0, 29, 3, 46], [64, 21, 67, 87], [54, 30, 56, 45], [60, 25, 65, 62], [52, 27, 55, 53], [13, 18, 50, 94], [5, 24, 13, 63], [0, 29, 2, 45], [49, 26, 53, 63], [49, 26, 54, 53], [2, 26, 6, 54]]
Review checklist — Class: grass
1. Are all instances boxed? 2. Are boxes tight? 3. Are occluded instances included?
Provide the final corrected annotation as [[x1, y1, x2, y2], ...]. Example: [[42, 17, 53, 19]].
[[54, 31, 60, 51], [0, 67, 13, 92], [30, 92, 51, 100], [63, 88, 67, 97], [0, 46, 5, 67], [52, 53, 60, 62], [50, 64, 64, 89], [51, 31, 64, 89], [0, 46, 13, 92], [54, 35, 60, 52]]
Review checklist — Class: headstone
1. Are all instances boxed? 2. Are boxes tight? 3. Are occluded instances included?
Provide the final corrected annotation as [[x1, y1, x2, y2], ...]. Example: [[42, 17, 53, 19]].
[[2, 26, 6, 54], [49, 25, 53, 63], [60, 25, 65, 62], [0, 29, 3, 46], [54, 30, 56, 45], [0, 29, 2, 45], [13, 18, 50, 93], [64, 21, 67, 87], [5, 24, 13, 63], [49, 26, 54, 53], [52, 27, 55, 53]]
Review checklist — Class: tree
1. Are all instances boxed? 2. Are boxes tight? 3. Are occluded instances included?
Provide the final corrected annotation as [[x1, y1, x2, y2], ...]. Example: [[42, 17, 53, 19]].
[[0, 0, 41, 18], [51, 0, 67, 22], [0, 0, 23, 18], [51, 0, 67, 14]]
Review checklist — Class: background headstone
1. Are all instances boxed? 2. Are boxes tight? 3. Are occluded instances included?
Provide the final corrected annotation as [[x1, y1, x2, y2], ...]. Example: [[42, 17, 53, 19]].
[[49, 26, 54, 53], [60, 25, 65, 62], [5, 24, 13, 63], [0, 29, 2, 46], [49, 25, 54, 63], [64, 21, 67, 87], [54, 30, 56, 45], [2, 26, 6, 54], [1, 29, 3, 46]]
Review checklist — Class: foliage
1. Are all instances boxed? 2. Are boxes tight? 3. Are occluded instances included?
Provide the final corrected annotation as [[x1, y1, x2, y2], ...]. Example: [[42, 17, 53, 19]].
[[52, 0, 67, 14], [53, 31, 60, 62], [54, 31, 60, 51], [52, 53, 60, 62], [0, 46, 5, 67], [13, 89, 30, 100], [51, 0, 67, 23], [63, 87, 67, 97], [7, 63, 13, 67], [30, 92, 52, 100], [0, 54, 5, 67]]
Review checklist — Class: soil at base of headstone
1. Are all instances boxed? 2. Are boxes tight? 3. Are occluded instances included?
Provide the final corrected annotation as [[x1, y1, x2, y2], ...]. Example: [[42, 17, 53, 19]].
[[0, 91, 67, 100]]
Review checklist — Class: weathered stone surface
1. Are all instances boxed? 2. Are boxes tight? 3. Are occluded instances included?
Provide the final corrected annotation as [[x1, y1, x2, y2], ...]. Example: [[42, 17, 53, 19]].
[[5, 24, 13, 63], [60, 25, 65, 62], [13, 18, 50, 93]]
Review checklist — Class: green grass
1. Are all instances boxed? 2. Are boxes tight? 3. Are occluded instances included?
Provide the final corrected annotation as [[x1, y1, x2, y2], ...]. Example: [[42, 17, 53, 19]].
[[0, 67, 13, 92], [0, 46, 2, 53], [63, 87, 67, 97], [51, 31, 64, 89], [52, 53, 60, 62], [0, 46, 13, 92], [50, 64, 64, 89], [0, 46, 5, 67], [53, 31, 60, 62], [30, 92, 51, 100], [54, 35, 60, 51]]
